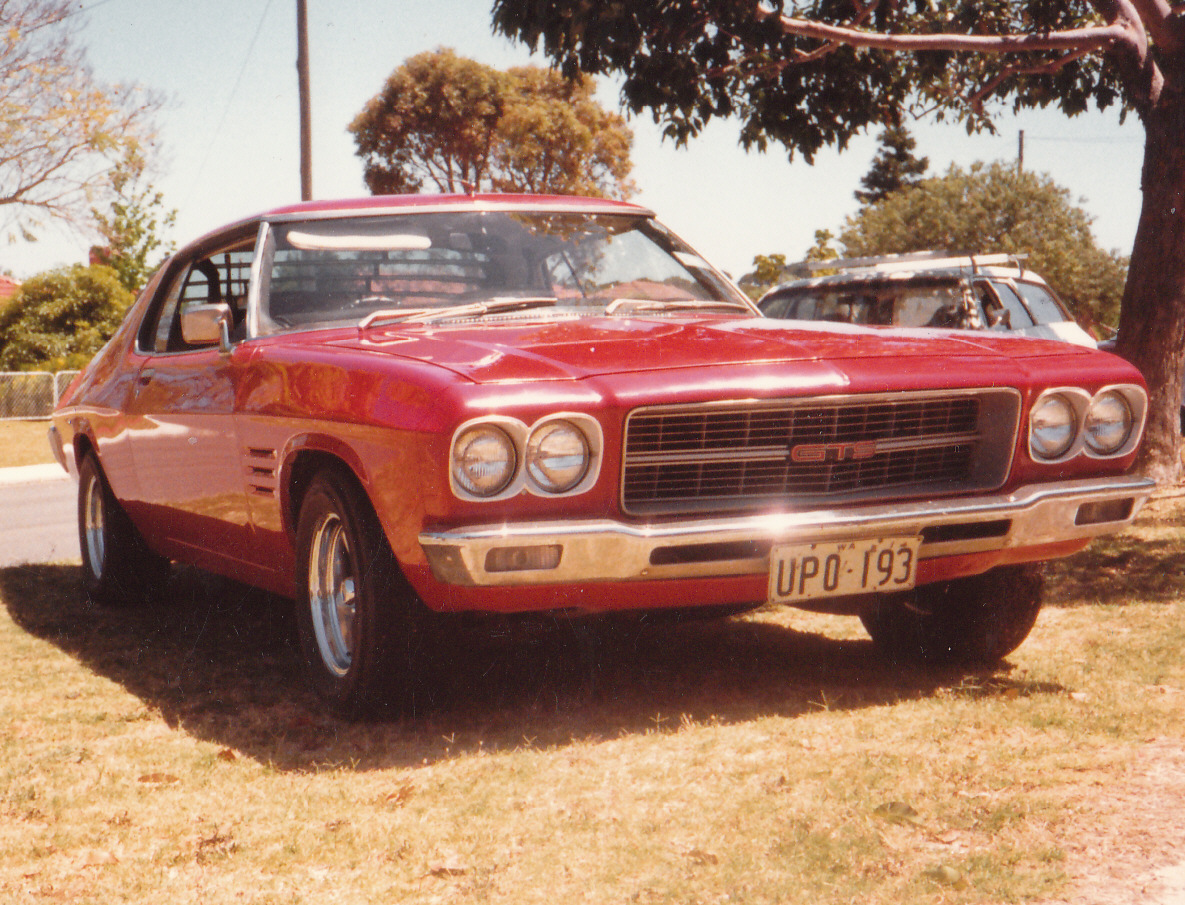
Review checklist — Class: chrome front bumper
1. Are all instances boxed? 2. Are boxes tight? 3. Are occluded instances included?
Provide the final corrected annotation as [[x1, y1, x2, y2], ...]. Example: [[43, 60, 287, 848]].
[[418, 476, 1155, 587]]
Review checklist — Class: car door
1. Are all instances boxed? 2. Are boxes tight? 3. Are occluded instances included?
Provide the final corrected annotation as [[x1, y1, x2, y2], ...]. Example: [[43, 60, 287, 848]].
[[124, 237, 259, 571]]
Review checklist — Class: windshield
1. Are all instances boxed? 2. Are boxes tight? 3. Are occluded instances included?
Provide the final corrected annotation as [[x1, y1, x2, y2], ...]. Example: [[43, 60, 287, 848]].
[[761, 280, 981, 329], [256, 210, 747, 332]]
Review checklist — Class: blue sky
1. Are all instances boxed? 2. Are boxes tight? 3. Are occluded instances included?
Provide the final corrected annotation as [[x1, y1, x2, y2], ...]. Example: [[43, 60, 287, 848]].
[[4, 0, 1147, 280]]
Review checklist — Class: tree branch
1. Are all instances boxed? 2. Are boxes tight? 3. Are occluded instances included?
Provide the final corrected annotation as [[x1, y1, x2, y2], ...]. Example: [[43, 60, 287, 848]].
[[759, 6, 1127, 54], [1128, 0, 1185, 51], [1087, 0, 1163, 108], [967, 48, 1096, 114]]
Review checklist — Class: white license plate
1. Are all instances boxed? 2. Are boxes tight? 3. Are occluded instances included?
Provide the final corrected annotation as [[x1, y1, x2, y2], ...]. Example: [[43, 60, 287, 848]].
[[769, 536, 921, 603]]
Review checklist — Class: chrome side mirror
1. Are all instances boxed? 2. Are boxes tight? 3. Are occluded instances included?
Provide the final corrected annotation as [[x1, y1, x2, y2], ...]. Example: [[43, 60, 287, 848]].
[[181, 302, 232, 352]]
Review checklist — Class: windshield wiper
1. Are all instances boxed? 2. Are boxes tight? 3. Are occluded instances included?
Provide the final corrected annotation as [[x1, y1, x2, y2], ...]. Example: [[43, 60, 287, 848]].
[[410, 296, 559, 324], [603, 298, 752, 316], [358, 297, 558, 334]]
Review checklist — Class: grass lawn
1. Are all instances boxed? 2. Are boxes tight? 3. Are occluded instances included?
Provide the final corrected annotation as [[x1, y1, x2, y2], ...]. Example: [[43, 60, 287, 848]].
[[0, 496, 1183, 903], [0, 420, 55, 467]]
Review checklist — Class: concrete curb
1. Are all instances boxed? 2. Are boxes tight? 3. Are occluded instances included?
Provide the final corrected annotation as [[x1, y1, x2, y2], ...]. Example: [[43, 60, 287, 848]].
[[0, 463, 70, 485]]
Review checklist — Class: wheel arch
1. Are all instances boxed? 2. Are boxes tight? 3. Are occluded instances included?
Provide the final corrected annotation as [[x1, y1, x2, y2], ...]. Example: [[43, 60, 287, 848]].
[[73, 431, 96, 469], [282, 441, 371, 548]]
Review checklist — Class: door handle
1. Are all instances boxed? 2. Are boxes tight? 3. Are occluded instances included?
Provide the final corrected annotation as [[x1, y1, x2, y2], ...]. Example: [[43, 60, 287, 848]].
[[138, 368, 155, 386]]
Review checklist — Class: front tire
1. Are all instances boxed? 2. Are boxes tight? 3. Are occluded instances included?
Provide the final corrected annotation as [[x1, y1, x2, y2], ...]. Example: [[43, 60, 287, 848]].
[[77, 452, 170, 607], [294, 468, 426, 718], [860, 564, 1044, 665]]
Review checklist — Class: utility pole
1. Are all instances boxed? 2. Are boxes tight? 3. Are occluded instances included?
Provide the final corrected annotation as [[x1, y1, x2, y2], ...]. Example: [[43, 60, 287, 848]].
[[297, 0, 312, 201], [1017, 129, 1024, 174]]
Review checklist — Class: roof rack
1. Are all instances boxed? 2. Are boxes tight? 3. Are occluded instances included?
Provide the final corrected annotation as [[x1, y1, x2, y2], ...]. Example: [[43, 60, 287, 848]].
[[790, 250, 1028, 278]]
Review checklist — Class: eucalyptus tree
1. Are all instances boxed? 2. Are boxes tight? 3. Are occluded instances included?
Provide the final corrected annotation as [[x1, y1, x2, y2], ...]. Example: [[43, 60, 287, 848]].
[[493, 0, 1185, 480], [350, 48, 634, 198]]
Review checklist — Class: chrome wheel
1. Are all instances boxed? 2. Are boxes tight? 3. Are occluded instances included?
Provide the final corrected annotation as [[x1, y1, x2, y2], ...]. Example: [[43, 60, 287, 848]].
[[76, 452, 170, 607], [82, 470, 106, 580], [295, 468, 428, 717], [307, 512, 357, 677]]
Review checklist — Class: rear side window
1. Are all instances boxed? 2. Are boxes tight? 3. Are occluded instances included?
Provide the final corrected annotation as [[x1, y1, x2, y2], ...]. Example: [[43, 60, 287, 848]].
[[1012, 281, 1070, 324]]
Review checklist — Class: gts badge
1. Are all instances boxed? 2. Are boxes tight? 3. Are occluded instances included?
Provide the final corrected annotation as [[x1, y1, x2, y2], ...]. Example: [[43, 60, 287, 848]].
[[789, 440, 879, 464]]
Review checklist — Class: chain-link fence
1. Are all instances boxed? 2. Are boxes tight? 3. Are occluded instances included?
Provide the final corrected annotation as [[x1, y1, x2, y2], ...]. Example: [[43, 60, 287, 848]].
[[0, 371, 82, 420]]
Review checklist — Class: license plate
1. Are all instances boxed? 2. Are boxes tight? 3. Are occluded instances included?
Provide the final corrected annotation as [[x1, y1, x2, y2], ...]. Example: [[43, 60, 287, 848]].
[[769, 537, 921, 603]]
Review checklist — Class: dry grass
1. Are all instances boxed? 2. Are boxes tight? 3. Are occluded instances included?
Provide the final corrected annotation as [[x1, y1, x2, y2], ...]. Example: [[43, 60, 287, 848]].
[[1, 498, 1184, 904], [0, 420, 55, 467]]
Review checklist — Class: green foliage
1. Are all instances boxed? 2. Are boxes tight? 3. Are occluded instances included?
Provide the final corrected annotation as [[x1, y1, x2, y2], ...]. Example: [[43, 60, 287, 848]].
[[349, 48, 634, 198], [90, 150, 177, 294], [738, 253, 787, 300], [855, 125, 929, 205], [839, 161, 1128, 331], [0, 264, 132, 370], [804, 229, 840, 264], [741, 229, 843, 297], [492, 1, 1129, 164]]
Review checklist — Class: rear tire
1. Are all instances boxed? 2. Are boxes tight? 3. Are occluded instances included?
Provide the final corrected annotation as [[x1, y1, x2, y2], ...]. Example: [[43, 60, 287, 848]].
[[860, 564, 1044, 665], [294, 468, 428, 718], [77, 452, 170, 607]]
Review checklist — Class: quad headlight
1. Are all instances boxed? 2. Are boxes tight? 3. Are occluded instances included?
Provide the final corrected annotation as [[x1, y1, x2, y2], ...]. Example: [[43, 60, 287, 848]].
[[449, 414, 602, 500], [1084, 390, 1134, 456], [1029, 393, 1078, 460], [1028, 385, 1146, 462], [526, 419, 590, 493], [452, 425, 517, 497]]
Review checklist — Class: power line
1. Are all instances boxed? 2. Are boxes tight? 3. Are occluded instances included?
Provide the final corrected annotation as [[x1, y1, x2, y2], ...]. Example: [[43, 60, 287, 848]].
[[182, 0, 277, 207], [1022, 135, 1142, 145]]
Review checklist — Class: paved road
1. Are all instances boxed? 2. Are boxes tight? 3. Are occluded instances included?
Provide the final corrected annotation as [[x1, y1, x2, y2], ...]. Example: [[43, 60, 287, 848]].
[[0, 464, 78, 566]]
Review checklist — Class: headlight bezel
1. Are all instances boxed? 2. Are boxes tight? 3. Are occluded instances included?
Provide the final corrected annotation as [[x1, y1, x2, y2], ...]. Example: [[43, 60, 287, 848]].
[[1028, 384, 1147, 464], [448, 413, 602, 501]]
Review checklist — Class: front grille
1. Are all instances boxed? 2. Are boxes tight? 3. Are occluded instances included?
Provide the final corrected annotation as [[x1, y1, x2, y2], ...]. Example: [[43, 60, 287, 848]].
[[621, 390, 1020, 515]]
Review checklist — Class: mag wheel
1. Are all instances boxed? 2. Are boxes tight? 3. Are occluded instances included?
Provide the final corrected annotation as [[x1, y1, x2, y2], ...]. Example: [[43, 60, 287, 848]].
[[860, 564, 1044, 665], [77, 452, 170, 607], [294, 468, 427, 718]]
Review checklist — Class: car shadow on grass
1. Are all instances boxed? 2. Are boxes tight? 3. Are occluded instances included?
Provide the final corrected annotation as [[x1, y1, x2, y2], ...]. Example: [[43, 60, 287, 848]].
[[0, 563, 1058, 771]]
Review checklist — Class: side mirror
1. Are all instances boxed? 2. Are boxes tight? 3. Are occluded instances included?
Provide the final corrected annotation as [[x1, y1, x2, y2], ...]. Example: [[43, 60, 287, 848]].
[[181, 302, 232, 352]]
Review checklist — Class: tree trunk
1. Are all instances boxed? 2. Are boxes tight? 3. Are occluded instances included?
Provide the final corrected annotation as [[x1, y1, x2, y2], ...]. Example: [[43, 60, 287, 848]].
[[1115, 70, 1185, 486]]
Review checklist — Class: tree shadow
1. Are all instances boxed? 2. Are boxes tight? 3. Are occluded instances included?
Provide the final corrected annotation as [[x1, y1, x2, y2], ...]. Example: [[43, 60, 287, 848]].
[[1045, 536, 1185, 607], [0, 563, 1053, 772]]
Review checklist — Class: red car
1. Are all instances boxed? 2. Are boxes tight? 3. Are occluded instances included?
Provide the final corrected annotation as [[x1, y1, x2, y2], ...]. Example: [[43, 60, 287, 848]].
[[49, 194, 1153, 715]]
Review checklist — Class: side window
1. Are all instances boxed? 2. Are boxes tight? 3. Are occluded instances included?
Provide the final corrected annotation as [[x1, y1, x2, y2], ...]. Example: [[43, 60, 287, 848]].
[[141, 242, 255, 353], [980, 281, 1036, 329], [1012, 280, 1071, 324]]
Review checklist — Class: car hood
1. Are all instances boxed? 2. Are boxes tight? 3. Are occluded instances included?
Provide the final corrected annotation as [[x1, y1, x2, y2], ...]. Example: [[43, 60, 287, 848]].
[[326, 315, 1086, 384]]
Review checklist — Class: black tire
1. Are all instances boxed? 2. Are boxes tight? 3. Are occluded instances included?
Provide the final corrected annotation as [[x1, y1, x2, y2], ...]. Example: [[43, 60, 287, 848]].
[[77, 452, 170, 607], [859, 564, 1044, 665], [294, 468, 428, 719]]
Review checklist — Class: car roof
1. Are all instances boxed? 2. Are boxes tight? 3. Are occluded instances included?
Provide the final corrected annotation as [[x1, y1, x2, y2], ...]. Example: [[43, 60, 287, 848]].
[[762, 253, 1054, 297], [183, 193, 654, 251], [261, 193, 651, 220]]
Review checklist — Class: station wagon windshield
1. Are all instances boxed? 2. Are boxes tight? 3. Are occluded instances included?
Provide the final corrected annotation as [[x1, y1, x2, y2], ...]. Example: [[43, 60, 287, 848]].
[[257, 210, 747, 332]]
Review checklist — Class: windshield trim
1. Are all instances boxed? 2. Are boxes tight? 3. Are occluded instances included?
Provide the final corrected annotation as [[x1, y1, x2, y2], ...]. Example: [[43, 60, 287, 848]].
[[249, 210, 756, 337]]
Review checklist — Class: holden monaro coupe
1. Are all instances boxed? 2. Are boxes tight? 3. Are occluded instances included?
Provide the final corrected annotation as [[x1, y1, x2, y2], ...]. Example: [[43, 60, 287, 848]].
[[49, 194, 1154, 716]]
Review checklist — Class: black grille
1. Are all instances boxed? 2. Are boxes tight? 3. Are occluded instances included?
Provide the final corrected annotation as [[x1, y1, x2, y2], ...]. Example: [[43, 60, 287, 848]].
[[622, 392, 1017, 515]]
